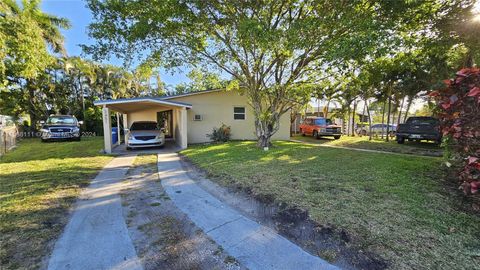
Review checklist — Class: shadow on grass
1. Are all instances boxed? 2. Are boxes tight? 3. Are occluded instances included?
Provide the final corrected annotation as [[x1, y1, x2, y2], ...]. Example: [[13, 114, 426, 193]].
[[292, 135, 443, 156], [0, 137, 106, 164]]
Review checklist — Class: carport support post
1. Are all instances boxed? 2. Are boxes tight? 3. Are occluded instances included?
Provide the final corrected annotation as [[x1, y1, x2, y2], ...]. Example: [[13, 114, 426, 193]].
[[102, 105, 112, 154], [122, 113, 128, 144], [179, 107, 188, 149], [116, 112, 121, 145]]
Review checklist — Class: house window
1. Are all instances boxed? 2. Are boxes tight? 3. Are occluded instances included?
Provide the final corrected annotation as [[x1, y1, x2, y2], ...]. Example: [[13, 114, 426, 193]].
[[193, 114, 203, 121], [233, 107, 245, 120]]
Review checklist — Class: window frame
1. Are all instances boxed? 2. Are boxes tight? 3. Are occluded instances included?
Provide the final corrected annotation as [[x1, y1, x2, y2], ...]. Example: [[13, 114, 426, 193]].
[[193, 114, 203, 121], [233, 106, 246, 120]]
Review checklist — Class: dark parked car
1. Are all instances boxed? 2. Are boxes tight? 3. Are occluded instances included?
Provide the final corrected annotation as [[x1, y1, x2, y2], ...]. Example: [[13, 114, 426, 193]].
[[40, 115, 82, 142], [396, 117, 441, 144]]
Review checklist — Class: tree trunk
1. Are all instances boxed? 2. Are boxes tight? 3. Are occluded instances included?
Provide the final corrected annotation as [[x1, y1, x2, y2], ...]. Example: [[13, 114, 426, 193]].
[[317, 98, 321, 117], [290, 110, 297, 137], [386, 96, 392, 142], [255, 119, 275, 148], [404, 96, 413, 122], [27, 80, 38, 132], [397, 96, 405, 126], [253, 107, 281, 149], [351, 101, 357, 136], [381, 99, 386, 139], [324, 99, 330, 119], [365, 99, 373, 140], [346, 105, 351, 136]]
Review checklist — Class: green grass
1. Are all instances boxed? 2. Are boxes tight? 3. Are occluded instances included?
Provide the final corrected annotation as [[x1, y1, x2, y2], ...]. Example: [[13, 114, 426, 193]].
[[0, 137, 113, 270], [181, 141, 480, 269], [292, 135, 443, 156]]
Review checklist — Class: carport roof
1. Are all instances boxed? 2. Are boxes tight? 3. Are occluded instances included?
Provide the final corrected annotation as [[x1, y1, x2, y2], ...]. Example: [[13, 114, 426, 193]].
[[94, 97, 192, 108]]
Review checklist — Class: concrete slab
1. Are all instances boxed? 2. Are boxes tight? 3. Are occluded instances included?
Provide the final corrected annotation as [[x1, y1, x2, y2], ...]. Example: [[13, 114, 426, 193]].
[[158, 153, 339, 270], [112, 140, 181, 155], [48, 155, 143, 270]]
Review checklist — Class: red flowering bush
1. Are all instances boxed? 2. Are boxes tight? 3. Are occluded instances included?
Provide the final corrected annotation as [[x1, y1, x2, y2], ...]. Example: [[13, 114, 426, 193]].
[[429, 68, 480, 195]]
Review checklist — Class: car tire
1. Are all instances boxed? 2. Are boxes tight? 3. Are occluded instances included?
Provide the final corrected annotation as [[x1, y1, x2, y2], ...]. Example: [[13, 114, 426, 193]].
[[397, 137, 405, 144], [300, 129, 305, 136], [313, 130, 319, 139], [126, 146, 132, 150], [334, 135, 341, 140], [41, 138, 48, 143]]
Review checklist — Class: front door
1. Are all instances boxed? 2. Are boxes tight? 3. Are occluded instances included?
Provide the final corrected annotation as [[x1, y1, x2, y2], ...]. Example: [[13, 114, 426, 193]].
[[157, 110, 173, 138]]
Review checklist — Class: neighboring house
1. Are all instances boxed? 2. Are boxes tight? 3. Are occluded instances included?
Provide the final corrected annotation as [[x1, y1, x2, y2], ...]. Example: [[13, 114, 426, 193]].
[[0, 115, 14, 127], [94, 89, 290, 153]]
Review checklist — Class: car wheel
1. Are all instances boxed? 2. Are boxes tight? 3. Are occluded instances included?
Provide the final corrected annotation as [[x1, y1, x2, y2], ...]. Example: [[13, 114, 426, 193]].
[[126, 146, 132, 150], [334, 135, 341, 140], [397, 137, 405, 144], [313, 130, 319, 139], [300, 129, 305, 136], [41, 138, 48, 143]]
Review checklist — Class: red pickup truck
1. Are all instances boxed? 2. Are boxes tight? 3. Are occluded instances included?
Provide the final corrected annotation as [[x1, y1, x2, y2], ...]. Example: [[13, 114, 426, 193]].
[[299, 117, 342, 139]]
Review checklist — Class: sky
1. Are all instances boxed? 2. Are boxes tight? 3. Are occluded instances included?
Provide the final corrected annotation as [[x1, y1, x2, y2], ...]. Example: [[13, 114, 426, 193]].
[[40, 0, 480, 113], [41, 0, 190, 86]]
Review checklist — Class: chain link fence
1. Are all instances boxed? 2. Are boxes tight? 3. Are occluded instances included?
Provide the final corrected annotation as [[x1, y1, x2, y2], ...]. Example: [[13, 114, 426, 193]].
[[0, 126, 18, 156]]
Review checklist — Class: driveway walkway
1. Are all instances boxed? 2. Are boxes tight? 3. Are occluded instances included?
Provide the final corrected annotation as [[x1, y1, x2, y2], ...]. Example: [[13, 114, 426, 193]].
[[47, 155, 143, 270], [290, 139, 440, 158], [158, 153, 338, 270]]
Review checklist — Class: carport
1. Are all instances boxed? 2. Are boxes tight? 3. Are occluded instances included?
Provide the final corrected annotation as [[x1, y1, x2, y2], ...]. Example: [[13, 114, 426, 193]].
[[94, 98, 192, 153]]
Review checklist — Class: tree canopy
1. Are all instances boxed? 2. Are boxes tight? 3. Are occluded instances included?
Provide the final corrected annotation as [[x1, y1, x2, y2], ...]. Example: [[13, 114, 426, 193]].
[[85, 0, 476, 146]]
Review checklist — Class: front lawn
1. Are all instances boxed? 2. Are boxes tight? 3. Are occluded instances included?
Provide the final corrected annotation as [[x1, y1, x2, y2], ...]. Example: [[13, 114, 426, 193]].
[[0, 137, 112, 270], [292, 135, 443, 157], [181, 141, 479, 270]]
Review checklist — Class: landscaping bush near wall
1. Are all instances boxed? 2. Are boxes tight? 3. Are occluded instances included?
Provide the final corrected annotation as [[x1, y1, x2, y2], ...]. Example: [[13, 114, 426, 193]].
[[430, 68, 480, 196], [207, 124, 231, 142]]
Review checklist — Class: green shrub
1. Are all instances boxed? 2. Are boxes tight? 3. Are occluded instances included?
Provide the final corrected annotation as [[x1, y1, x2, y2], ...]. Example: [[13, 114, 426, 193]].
[[207, 124, 231, 142]]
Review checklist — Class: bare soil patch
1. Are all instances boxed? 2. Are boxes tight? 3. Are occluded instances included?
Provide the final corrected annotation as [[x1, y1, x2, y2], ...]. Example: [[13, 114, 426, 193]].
[[119, 154, 244, 270]]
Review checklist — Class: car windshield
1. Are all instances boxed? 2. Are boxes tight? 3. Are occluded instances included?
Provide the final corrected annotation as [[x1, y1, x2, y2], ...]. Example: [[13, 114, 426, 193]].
[[408, 118, 438, 125], [130, 122, 158, 130], [46, 116, 76, 125], [313, 118, 332, 125]]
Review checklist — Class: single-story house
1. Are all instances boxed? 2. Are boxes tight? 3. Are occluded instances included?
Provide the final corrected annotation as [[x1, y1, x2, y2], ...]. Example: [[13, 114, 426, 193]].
[[94, 89, 290, 153]]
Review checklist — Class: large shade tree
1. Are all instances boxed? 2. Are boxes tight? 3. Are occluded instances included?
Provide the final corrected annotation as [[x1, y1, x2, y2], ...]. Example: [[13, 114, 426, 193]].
[[85, 0, 473, 147], [85, 0, 395, 146]]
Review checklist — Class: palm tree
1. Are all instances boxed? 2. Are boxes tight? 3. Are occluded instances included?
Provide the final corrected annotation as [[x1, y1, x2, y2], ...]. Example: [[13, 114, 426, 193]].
[[2, 0, 70, 130]]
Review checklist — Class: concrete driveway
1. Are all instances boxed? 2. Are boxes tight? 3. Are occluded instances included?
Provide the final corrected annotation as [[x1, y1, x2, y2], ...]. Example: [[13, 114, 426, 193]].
[[158, 152, 338, 270], [47, 147, 337, 270]]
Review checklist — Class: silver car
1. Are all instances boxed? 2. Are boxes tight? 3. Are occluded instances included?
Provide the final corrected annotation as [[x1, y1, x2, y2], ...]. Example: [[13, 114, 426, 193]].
[[126, 121, 165, 150]]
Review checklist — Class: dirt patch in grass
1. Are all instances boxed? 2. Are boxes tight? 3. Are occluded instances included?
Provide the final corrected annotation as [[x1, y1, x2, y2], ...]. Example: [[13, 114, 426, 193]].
[[180, 155, 387, 270], [120, 154, 244, 270], [0, 138, 112, 270], [292, 135, 444, 157]]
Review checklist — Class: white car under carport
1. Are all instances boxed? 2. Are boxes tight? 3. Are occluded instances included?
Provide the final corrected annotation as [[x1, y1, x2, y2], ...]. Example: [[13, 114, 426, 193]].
[[126, 121, 165, 150]]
